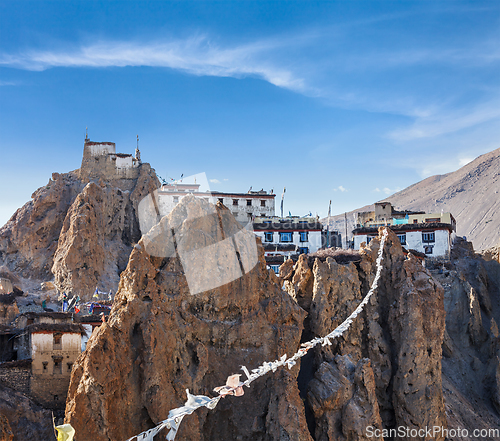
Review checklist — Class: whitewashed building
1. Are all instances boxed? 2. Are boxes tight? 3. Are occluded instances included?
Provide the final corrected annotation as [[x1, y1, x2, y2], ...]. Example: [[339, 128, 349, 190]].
[[253, 217, 324, 256], [353, 203, 456, 258], [157, 183, 275, 224]]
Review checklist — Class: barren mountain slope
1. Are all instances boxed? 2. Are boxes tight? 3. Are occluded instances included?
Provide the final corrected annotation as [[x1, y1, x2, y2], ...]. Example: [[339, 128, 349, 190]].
[[326, 147, 500, 251]]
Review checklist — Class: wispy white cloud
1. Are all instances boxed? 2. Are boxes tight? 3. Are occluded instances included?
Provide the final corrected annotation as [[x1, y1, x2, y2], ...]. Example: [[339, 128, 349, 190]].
[[395, 150, 485, 178], [389, 100, 500, 141], [0, 36, 307, 93], [0, 80, 19, 86], [209, 178, 221, 184], [372, 187, 401, 195], [333, 185, 347, 192], [458, 157, 474, 167]]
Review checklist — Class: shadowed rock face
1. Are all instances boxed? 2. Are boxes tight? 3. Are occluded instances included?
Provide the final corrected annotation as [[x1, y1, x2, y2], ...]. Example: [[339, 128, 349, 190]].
[[52, 164, 158, 299], [285, 229, 447, 441], [0, 383, 54, 441], [0, 161, 159, 299], [65, 197, 311, 441], [0, 172, 83, 279]]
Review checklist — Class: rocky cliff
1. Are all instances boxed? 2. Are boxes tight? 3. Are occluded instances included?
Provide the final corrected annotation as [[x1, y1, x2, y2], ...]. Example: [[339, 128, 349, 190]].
[[284, 229, 447, 441], [0, 382, 54, 441], [65, 197, 311, 441], [51, 163, 158, 299], [0, 143, 159, 299], [65, 198, 453, 441]]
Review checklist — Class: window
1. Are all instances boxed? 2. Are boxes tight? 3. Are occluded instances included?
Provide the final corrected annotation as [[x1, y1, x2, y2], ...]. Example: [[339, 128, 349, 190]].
[[218, 198, 224, 204], [270, 265, 280, 274], [42, 361, 48, 371], [264, 232, 273, 242], [53, 333, 62, 350], [300, 232, 308, 242], [422, 232, 435, 243], [425, 218, 440, 223], [413, 219, 418, 224], [397, 234, 406, 245], [67, 362, 73, 372], [299, 247, 309, 254], [280, 232, 293, 242], [247, 200, 252, 206], [424, 245, 434, 254], [53, 357, 63, 374], [261, 213, 266, 217], [260, 200, 266, 207], [233, 199, 239, 206], [173, 196, 179, 203], [366, 236, 373, 244]]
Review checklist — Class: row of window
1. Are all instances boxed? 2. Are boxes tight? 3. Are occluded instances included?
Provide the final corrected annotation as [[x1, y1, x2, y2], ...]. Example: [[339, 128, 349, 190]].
[[265, 232, 309, 243], [229, 199, 267, 207], [169, 196, 268, 207], [42, 359, 73, 374], [396, 232, 436, 245]]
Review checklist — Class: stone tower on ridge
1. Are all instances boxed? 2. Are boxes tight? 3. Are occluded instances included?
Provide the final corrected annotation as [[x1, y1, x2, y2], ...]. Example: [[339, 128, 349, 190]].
[[79, 136, 141, 189]]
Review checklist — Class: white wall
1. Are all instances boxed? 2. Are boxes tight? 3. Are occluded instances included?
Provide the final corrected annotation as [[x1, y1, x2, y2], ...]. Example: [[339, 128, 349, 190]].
[[211, 196, 275, 223], [88, 143, 115, 156], [406, 229, 450, 257], [354, 235, 368, 249], [255, 230, 322, 254], [31, 332, 81, 375], [115, 155, 134, 170], [354, 229, 451, 257]]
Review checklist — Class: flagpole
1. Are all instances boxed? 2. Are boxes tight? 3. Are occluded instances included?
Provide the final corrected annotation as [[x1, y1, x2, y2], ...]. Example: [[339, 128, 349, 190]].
[[280, 187, 286, 218]]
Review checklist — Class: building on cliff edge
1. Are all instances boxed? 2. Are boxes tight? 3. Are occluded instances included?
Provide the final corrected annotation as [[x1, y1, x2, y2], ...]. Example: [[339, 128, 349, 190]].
[[79, 135, 142, 190], [352, 202, 456, 258], [158, 182, 276, 225]]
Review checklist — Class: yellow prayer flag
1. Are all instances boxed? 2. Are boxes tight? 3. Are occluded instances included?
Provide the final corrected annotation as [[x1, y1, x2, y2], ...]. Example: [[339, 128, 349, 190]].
[[55, 424, 75, 441]]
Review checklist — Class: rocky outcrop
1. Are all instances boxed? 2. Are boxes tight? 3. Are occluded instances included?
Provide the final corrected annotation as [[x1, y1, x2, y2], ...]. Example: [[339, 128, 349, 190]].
[[0, 172, 83, 279], [0, 383, 54, 441], [429, 238, 500, 437], [0, 147, 159, 299], [284, 229, 447, 440], [307, 355, 383, 441], [0, 414, 13, 441], [51, 164, 158, 299], [65, 197, 311, 441], [0, 299, 19, 325]]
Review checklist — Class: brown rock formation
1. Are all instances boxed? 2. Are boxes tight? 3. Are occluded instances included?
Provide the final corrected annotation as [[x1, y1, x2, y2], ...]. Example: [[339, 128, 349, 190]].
[[0, 299, 19, 325], [0, 414, 13, 441], [308, 355, 383, 441], [0, 383, 54, 441], [52, 163, 158, 299], [0, 172, 83, 279], [0, 139, 159, 299], [430, 238, 500, 437], [65, 197, 311, 441], [284, 229, 447, 440]]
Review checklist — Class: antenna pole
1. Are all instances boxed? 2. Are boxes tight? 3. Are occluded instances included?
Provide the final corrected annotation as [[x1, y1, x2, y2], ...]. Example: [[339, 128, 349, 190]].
[[344, 212, 348, 249]]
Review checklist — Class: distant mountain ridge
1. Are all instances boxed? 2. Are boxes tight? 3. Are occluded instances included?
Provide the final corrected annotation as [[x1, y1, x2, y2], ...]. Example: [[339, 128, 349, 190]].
[[325, 147, 500, 251]]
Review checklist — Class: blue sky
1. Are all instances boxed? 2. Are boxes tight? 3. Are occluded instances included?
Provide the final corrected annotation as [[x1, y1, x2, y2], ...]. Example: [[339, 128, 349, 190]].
[[1, 1, 499, 226]]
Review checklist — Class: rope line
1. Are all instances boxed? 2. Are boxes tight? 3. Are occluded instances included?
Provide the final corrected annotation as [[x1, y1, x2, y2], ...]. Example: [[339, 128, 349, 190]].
[[126, 228, 388, 441]]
